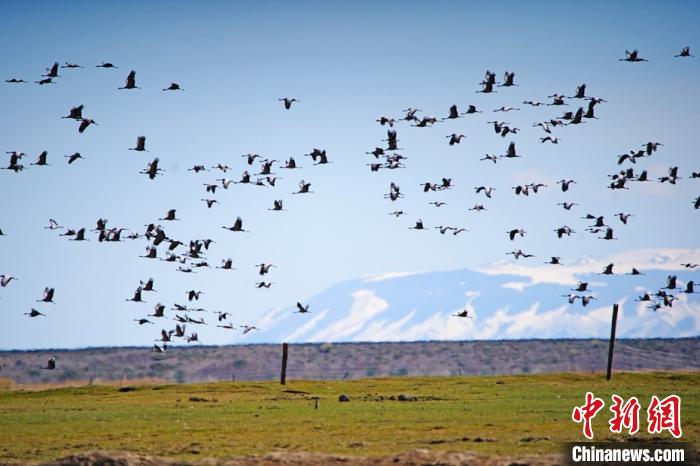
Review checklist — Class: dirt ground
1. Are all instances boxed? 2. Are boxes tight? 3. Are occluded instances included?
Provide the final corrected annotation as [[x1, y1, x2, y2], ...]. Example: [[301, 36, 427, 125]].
[[28, 449, 564, 466]]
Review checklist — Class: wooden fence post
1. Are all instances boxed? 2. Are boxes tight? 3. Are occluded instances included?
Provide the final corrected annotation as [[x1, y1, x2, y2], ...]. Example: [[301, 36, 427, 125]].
[[280, 342, 289, 385], [606, 304, 619, 381]]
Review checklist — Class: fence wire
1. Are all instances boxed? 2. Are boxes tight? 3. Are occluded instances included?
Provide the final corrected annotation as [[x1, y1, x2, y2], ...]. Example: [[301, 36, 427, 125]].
[[1, 339, 697, 384]]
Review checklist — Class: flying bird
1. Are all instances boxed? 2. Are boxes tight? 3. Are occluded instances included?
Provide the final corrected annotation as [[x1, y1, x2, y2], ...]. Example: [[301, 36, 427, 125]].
[[129, 136, 147, 152], [500, 71, 516, 87], [507, 250, 534, 260], [149, 303, 166, 318], [140, 278, 156, 292], [65, 152, 84, 164], [409, 219, 426, 230], [377, 116, 396, 126], [557, 179, 576, 192], [126, 288, 145, 303], [0, 275, 17, 287], [140, 158, 164, 179], [447, 133, 466, 145], [507, 228, 526, 241], [37, 287, 55, 304], [45, 219, 63, 230], [571, 84, 587, 99], [279, 97, 299, 109], [78, 118, 97, 133], [159, 209, 179, 221], [598, 228, 617, 240], [256, 263, 276, 275], [494, 106, 519, 112], [62, 105, 84, 120], [462, 105, 481, 115], [573, 282, 589, 292], [555, 226, 575, 238], [442, 105, 461, 120], [294, 180, 312, 194], [675, 46, 694, 58], [683, 281, 695, 294], [501, 142, 521, 159], [581, 296, 597, 307], [475, 186, 495, 198], [616, 212, 633, 224], [222, 217, 247, 232], [43, 62, 60, 78], [269, 200, 284, 211], [620, 49, 647, 62], [119, 70, 139, 89], [44, 356, 56, 370]]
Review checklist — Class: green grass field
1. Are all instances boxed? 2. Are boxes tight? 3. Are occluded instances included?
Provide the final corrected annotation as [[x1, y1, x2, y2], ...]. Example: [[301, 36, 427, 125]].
[[0, 371, 697, 463]]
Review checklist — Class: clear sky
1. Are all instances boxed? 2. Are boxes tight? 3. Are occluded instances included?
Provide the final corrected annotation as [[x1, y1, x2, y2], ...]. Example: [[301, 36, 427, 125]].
[[1, 0, 699, 349]]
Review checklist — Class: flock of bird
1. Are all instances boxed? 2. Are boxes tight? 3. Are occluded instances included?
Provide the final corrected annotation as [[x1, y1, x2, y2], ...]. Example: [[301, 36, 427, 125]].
[[1, 46, 698, 367], [366, 48, 698, 320], [1, 61, 318, 359]]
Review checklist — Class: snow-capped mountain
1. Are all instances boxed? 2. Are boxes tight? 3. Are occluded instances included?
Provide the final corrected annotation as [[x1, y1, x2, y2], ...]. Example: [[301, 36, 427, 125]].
[[235, 249, 700, 343]]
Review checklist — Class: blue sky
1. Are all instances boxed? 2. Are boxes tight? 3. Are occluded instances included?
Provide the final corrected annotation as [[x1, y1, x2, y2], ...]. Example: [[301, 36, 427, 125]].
[[1, 1, 699, 349]]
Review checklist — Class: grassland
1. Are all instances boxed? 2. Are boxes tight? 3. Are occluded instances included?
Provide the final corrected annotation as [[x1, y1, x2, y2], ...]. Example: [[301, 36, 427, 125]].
[[0, 371, 697, 464]]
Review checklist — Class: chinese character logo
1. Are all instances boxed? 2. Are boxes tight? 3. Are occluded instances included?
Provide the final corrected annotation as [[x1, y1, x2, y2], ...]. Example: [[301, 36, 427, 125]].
[[572, 393, 682, 439], [572, 391, 605, 439], [609, 395, 640, 435], [647, 395, 682, 438]]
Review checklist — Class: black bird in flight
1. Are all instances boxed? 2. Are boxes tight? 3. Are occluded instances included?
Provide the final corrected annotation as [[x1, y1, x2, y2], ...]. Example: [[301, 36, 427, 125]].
[[119, 70, 139, 89], [619, 49, 647, 62], [44, 356, 56, 370], [37, 287, 55, 304], [279, 97, 299, 109]]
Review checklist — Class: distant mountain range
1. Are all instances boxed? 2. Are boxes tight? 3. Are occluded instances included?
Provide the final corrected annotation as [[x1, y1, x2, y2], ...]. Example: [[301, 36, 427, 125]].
[[2, 338, 699, 384], [235, 249, 700, 343]]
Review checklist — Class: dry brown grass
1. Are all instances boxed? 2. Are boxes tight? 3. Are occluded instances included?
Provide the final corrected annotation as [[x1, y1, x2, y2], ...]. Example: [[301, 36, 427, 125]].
[[0, 377, 14, 391], [7, 376, 170, 392]]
